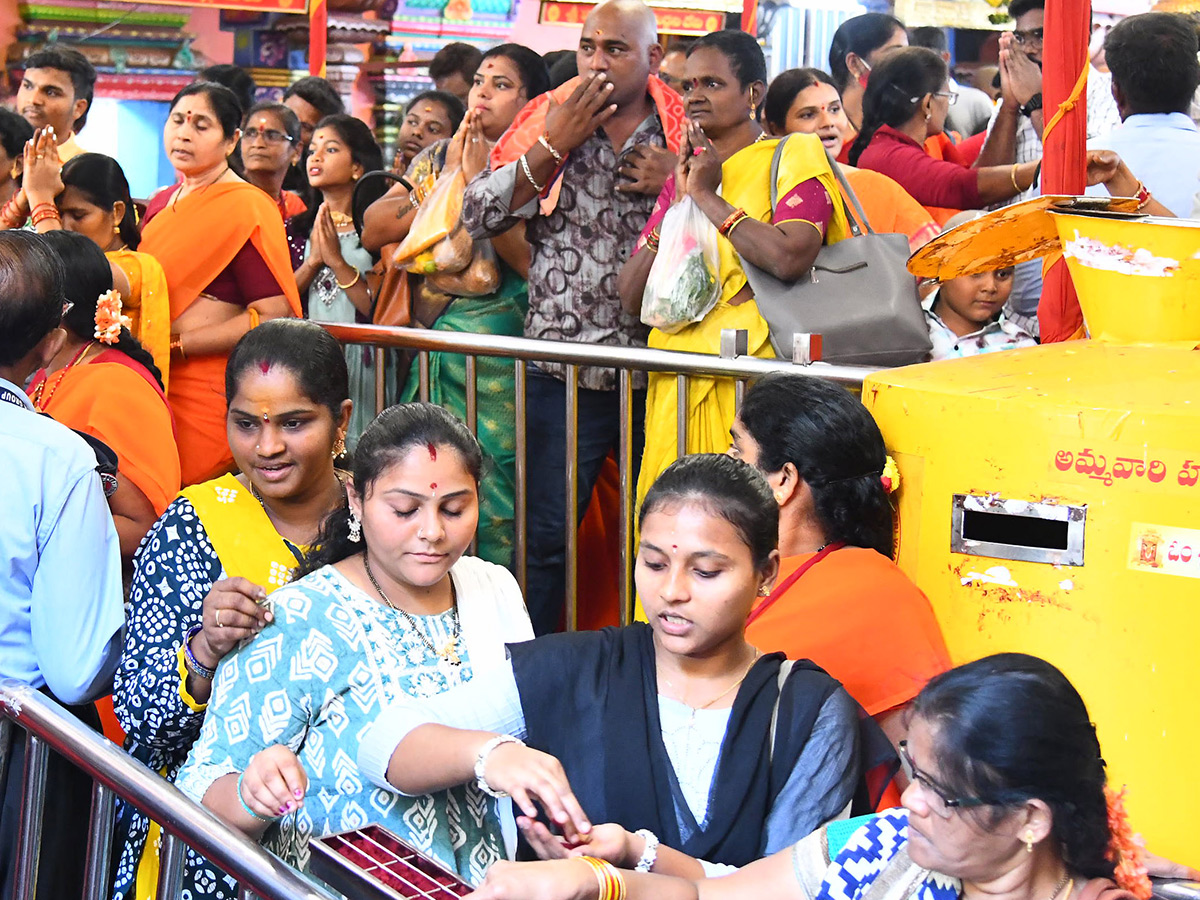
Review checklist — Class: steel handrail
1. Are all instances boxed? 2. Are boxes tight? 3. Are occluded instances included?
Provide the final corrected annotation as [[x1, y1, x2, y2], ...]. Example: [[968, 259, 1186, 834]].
[[315, 321, 878, 386], [0, 680, 338, 900]]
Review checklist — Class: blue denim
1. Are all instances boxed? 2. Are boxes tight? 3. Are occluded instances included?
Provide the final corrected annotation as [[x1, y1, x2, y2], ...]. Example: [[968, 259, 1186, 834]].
[[521, 365, 646, 635]]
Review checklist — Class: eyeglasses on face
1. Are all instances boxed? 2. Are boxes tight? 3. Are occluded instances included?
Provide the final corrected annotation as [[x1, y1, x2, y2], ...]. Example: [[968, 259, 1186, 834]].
[[1013, 27, 1045, 45], [62, 298, 74, 316], [898, 740, 986, 818], [243, 126, 294, 145], [932, 91, 959, 105]]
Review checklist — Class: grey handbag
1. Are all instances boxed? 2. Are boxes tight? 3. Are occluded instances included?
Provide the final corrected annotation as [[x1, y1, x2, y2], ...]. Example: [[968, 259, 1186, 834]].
[[739, 136, 932, 366]]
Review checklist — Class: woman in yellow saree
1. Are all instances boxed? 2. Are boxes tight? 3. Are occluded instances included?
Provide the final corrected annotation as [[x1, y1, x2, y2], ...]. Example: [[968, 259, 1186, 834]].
[[618, 30, 849, 508], [111, 320, 352, 900]]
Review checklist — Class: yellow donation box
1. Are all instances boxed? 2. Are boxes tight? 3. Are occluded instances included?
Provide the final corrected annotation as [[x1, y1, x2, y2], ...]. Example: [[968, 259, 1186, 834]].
[[864, 342, 1200, 861]]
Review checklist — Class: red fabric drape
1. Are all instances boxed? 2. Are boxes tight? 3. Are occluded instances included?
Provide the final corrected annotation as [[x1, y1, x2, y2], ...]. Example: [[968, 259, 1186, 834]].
[[1037, 0, 1091, 342]]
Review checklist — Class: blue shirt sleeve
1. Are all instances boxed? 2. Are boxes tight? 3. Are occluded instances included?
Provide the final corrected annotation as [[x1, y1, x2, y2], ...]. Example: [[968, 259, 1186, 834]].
[[31, 464, 124, 705]]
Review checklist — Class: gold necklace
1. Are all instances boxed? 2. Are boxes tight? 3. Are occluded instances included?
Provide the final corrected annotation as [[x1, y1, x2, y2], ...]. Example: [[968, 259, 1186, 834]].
[[31, 340, 96, 409], [658, 650, 760, 726], [363, 554, 463, 666], [329, 209, 353, 227]]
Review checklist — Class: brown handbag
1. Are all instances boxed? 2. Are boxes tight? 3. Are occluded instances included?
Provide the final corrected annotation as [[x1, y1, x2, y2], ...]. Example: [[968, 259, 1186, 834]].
[[369, 242, 412, 327]]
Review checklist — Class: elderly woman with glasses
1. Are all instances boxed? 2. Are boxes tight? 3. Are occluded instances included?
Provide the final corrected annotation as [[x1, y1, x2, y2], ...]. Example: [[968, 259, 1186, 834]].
[[463, 653, 1159, 900], [239, 101, 307, 226]]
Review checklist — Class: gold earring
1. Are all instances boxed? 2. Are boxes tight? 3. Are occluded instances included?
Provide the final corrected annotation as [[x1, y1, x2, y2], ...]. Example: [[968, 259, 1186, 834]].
[[113, 223, 120, 234], [1024, 829, 1035, 853], [332, 435, 346, 458], [774, 491, 785, 504], [758, 585, 771, 596]]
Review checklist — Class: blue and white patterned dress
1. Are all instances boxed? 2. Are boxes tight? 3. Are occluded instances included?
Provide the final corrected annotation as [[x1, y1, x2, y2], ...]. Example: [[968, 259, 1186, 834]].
[[175, 559, 532, 887]]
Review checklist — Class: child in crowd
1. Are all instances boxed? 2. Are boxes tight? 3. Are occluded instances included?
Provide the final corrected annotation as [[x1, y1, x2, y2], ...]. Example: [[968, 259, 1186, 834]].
[[923, 214, 1036, 360]]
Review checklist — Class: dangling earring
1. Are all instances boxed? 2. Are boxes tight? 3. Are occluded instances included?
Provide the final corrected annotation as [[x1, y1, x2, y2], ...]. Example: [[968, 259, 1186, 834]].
[[1024, 829, 1035, 853], [113, 222, 121, 234], [347, 509, 362, 543], [332, 435, 346, 458], [925, 112, 931, 122]]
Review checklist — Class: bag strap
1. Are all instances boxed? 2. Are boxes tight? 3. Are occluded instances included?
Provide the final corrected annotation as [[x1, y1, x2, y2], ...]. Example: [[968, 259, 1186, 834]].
[[824, 152, 876, 235], [767, 135, 863, 238], [769, 659, 796, 766]]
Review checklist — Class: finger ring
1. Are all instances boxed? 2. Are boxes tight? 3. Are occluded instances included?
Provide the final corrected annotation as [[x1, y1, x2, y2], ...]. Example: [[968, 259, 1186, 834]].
[[216, 610, 224, 628], [36, 154, 43, 160]]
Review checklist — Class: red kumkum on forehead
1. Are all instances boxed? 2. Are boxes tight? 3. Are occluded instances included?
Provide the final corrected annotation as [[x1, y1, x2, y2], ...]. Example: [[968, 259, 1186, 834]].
[[259, 361, 271, 374], [427, 442, 437, 461], [430, 483, 437, 490]]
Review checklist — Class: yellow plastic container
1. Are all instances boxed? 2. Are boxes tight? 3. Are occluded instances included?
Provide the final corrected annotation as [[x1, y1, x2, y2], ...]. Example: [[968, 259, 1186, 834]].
[[865, 342, 1200, 861], [1048, 211, 1200, 343]]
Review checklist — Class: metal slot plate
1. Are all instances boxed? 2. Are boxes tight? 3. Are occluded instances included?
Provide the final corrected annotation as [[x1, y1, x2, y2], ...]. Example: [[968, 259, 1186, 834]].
[[309, 826, 472, 900], [951, 493, 1086, 567]]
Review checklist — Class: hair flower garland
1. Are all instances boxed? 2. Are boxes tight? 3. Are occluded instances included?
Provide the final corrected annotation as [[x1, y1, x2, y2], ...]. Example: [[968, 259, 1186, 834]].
[[94, 290, 131, 345], [881, 455, 901, 494], [1105, 785, 1152, 900]]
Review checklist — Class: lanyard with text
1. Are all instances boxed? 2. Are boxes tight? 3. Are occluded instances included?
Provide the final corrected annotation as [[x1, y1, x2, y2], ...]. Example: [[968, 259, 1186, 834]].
[[745, 541, 845, 627]]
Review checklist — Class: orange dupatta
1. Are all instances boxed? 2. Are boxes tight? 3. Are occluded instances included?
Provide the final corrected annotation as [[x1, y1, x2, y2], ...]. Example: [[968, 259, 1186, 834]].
[[141, 182, 301, 486], [490, 75, 686, 215]]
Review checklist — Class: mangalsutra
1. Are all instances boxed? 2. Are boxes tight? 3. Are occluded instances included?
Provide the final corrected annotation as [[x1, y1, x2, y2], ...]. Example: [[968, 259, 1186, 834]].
[[363, 554, 462, 667]]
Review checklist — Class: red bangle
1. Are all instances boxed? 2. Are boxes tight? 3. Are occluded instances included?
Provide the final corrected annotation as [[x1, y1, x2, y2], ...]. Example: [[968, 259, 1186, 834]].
[[719, 208, 749, 236], [1133, 180, 1151, 210]]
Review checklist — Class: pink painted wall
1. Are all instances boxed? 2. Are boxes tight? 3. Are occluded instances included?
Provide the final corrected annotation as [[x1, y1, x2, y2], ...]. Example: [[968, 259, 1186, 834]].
[[186, 6, 234, 66], [511, 0, 581, 54]]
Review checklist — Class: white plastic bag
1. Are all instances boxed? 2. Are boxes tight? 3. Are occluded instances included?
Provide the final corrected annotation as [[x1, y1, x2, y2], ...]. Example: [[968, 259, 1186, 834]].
[[640, 196, 721, 334]]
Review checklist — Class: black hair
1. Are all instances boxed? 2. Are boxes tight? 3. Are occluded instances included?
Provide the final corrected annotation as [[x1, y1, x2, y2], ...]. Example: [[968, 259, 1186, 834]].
[[242, 101, 302, 145], [23, 45, 97, 131], [169, 81, 245, 139], [41, 230, 163, 389], [0, 108, 34, 162], [541, 49, 574, 72], [60, 153, 140, 250], [481, 42, 551, 103], [763, 67, 837, 133], [548, 53, 578, 89], [1105, 12, 1200, 115], [828, 13, 906, 93], [688, 29, 768, 90], [0, 231, 66, 368], [298, 403, 485, 576], [665, 37, 696, 55], [909, 26, 948, 54], [404, 91, 466, 132], [848, 46, 946, 166], [283, 76, 346, 118], [429, 42, 484, 85], [1006, 0, 1045, 22], [638, 453, 778, 573], [294, 114, 386, 237], [225, 319, 350, 420], [737, 373, 893, 558], [199, 64, 257, 114], [912, 653, 1114, 880]]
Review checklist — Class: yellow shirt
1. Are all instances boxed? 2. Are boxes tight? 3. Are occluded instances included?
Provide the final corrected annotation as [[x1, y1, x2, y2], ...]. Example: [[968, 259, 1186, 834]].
[[56, 132, 85, 162]]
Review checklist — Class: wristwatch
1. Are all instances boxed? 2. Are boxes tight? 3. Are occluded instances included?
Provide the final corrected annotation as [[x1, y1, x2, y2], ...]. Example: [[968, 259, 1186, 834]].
[[1019, 92, 1043, 117]]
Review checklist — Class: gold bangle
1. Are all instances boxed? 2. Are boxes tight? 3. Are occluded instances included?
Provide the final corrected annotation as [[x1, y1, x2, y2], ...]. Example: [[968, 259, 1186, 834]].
[[1010, 162, 1022, 193], [578, 857, 626, 900], [336, 268, 362, 290], [247, 308, 260, 331]]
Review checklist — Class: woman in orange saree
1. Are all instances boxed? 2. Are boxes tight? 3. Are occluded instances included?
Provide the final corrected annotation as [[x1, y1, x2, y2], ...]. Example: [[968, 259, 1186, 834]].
[[141, 81, 300, 486], [28, 231, 179, 558]]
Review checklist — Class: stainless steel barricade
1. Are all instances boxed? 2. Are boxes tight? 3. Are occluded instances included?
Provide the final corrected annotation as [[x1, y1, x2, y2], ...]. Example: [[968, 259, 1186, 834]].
[[318, 322, 878, 629], [0, 680, 338, 900]]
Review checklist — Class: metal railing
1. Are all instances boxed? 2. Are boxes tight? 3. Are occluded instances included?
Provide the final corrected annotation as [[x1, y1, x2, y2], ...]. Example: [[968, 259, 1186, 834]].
[[0, 680, 338, 900], [317, 321, 879, 629]]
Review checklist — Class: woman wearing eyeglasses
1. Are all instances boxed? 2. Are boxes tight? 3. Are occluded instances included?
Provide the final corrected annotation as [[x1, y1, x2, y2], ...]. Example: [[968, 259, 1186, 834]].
[[463, 653, 1155, 900], [847, 48, 1040, 224], [239, 102, 307, 228]]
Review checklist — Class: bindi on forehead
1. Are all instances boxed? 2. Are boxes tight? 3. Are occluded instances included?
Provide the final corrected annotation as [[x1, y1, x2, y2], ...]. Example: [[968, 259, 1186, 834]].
[[427, 442, 437, 462]]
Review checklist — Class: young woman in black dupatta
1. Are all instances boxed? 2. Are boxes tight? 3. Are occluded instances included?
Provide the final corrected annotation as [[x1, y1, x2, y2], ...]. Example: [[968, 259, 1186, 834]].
[[357, 454, 895, 875]]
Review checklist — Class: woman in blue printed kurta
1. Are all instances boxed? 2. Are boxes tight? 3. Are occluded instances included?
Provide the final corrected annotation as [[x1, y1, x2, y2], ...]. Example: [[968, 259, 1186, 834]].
[[175, 402, 533, 887]]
